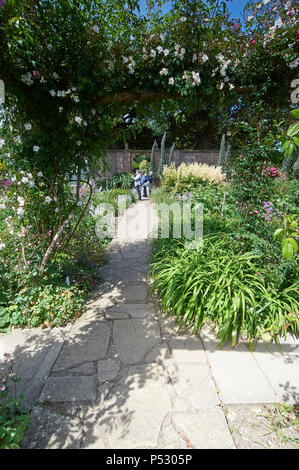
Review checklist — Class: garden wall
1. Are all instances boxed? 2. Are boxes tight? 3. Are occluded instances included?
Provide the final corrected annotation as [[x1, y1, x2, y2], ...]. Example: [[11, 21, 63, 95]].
[[102, 149, 219, 178]]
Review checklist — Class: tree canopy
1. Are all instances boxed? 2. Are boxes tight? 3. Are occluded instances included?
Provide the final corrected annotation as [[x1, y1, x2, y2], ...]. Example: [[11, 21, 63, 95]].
[[0, 0, 297, 176]]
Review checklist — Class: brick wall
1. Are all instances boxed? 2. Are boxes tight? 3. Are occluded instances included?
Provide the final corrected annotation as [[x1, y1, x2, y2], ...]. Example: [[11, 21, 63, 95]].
[[102, 149, 219, 178]]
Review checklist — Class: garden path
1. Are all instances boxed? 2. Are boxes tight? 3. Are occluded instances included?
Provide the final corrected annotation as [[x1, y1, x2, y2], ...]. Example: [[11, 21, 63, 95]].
[[1, 199, 298, 449]]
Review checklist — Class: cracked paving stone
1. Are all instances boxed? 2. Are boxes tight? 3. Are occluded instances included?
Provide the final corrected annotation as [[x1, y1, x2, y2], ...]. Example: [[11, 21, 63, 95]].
[[172, 409, 236, 449], [113, 318, 161, 364], [107, 302, 156, 319], [53, 321, 110, 371], [167, 364, 220, 409], [81, 364, 171, 449]]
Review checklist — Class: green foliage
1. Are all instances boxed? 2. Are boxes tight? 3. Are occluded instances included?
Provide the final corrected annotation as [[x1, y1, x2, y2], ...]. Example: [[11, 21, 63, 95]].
[[150, 234, 299, 347], [0, 200, 108, 330], [158, 132, 167, 177], [266, 109, 299, 163], [98, 172, 133, 190], [139, 159, 148, 173], [161, 162, 224, 194], [0, 355, 30, 449], [274, 215, 299, 261], [151, 165, 299, 347]]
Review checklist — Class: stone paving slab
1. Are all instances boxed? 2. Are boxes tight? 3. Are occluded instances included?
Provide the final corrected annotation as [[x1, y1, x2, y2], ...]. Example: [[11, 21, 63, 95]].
[[169, 334, 207, 365], [20, 406, 83, 449], [167, 364, 220, 410], [172, 409, 236, 449], [99, 266, 147, 282], [97, 359, 121, 382], [81, 364, 171, 449], [51, 362, 96, 376], [0, 326, 70, 409], [250, 336, 299, 404], [40, 376, 96, 403], [53, 321, 110, 371], [200, 328, 277, 404], [113, 318, 161, 364], [106, 302, 156, 319]]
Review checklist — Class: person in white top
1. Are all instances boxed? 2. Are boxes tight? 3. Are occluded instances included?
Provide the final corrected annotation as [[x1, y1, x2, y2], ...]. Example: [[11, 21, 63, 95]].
[[132, 169, 142, 200]]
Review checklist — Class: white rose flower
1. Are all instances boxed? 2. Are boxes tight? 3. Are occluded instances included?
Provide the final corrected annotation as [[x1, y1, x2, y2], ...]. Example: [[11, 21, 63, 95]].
[[92, 25, 100, 33], [21, 177, 29, 184], [21, 72, 33, 86], [163, 49, 170, 56], [45, 196, 51, 203], [24, 123, 32, 131], [150, 49, 157, 58], [75, 116, 82, 125], [0, 243, 5, 250], [49, 89, 56, 97], [33, 146, 40, 152], [168, 77, 175, 85], [159, 68, 168, 76], [17, 207, 24, 216]]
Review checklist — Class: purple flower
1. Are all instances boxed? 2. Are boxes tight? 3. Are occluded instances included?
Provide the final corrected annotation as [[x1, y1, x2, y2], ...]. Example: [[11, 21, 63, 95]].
[[0, 383, 6, 391], [0, 179, 12, 187], [4, 353, 12, 361], [0, 0, 6, 8]]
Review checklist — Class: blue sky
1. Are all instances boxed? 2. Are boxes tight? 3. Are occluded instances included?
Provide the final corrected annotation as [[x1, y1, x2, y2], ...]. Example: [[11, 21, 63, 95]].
[[139, 0, 250, 18]]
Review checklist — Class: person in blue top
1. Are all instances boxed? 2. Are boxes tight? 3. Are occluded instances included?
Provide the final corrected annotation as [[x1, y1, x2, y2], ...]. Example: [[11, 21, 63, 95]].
[[132, 169, 142, 200], [140, 172, 148, 198]]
